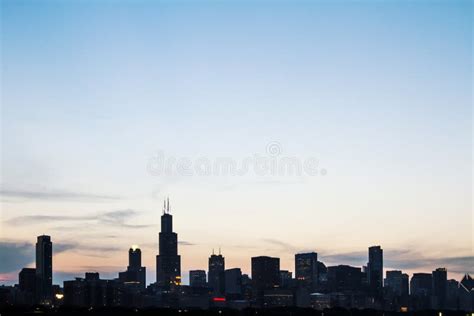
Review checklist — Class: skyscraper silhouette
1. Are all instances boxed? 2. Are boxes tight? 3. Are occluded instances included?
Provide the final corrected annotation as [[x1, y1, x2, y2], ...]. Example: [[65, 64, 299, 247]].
[[251, 256, 280, 306], [36, 235, 52, 303], [295, 252, 318, 291], [156, 198, 181, 287], [432, 268, 447, 309], [119, 246, 146, 290], [208, 249, 225, 294], [368, 245, 383, 297]]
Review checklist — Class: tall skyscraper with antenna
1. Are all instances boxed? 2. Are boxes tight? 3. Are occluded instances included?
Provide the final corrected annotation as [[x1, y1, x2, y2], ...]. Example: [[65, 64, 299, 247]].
[[156, 198, 181, 287], [208, 249, 225, 295]]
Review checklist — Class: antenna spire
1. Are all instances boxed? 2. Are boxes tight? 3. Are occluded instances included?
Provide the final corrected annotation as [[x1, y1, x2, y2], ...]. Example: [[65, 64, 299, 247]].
[[163, 199, 166, 214], [167, 196, 170, 213], [219, 247, 221, 255]]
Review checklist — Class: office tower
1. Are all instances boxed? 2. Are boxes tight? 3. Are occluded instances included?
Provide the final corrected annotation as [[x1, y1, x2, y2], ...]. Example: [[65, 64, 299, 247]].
[[368, 246, 383, 296], [295, 252, 318, 291], [63, 273, 116, 307], [432, 268, 447, 309], [251, 256, 280, 305], [458, 274, 474, 311], [225, 268, 242, 296], [129, 246, 141, 270], [208, 250, 225, 294], [156, 198, 181, 287], [279, 270, 292, 289], [410, 273, 432, 310], [384, 270, 409, 297], [327, 265, 363, 292], [189, 270, 207, 288], [317, 261, 328, 286], [19, 268, 36, 294], [446, 279, 459, 310], [119, 246, 146, 290], [36, 235, 53, 303], [384, 270, 409, 311]]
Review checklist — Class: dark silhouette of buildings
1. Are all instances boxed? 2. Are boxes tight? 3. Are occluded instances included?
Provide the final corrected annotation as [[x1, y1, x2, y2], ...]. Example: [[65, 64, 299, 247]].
[[36, 235, 53, 304], [119, 246, 146, 290], [189, 270, 207, 288], [208, 250, 225, 295], [295, 252, 318, 291], [156, 198, 181, 288], [368, 246, 383, 298], [5, 208, 474, 312]]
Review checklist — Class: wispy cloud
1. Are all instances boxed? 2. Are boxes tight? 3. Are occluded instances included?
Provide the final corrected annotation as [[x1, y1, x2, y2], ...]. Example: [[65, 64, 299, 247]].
[[0, 189, 120, 202], [0, 241, 78, 273], [6, 215, 95, 225], [179, 241, 196, 246], [261, 238, 312, 254], [258, 240, 473, 275], [320, 249, 474, 275], [5, 209, 152, 229], [0, 240, 123, 274], [0, 242, 34, 273]]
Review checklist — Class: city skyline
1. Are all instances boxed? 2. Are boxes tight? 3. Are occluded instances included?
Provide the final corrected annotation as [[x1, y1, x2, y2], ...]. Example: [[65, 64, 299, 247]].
[[3, 205, 473, 311], [1, 0, 472, 291], [1, 199, 472, 287]]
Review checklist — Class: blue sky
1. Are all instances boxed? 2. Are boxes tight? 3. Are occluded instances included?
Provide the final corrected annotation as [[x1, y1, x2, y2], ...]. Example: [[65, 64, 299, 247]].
[[1, 0, 472, 285]]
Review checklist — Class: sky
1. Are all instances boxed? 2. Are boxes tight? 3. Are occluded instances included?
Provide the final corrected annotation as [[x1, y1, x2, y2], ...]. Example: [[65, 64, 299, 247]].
[[0, 0, 472, 286]]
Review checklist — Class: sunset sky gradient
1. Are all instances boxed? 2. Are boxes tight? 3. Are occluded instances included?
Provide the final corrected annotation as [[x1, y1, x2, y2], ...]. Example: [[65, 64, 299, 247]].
[[1, 0, 472, 285]]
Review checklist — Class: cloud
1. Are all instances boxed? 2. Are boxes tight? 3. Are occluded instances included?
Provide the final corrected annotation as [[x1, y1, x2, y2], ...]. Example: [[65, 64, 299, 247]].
[[6, 215, 96, 225], [320, 251, 367, 266], [5, 209, 152, 229], [0, 189, 120, 202], [261, 238, 312, 254], [319, 249, 474, 275], [0, 240, 79, 274], [98, 209, 151, 228], [178, 241, 196, 246], [0, 242, 34, 273]]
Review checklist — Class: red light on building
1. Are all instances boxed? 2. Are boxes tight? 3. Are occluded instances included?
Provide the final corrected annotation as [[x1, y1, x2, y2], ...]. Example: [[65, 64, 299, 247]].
[[212, 297, 226, 302]]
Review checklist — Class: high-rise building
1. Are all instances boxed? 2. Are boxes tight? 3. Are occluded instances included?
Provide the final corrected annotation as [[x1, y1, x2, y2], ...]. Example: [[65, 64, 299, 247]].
[[225, 268, 242, 296], [432, 268, 447, 309], [384, 270, 409, 297], [410, 273, 432, 310], [384, 270, 409, 311], [368, 246, 383, 296], [189, 270, 207, 288], [327, 265, 363, 292], [36, 235, 52, 303], [156, 198, 181, 288], [279, 270, 292, 289], [19, 268, 36, 294], [251, 256, 280, 305], [458, 274, 474, 311], [18, 268, 37, 305], [129, 246, 141, 270], [208, 250, 225, 294], [119, 246, 146, 290], [295, 252, 318, 291]]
